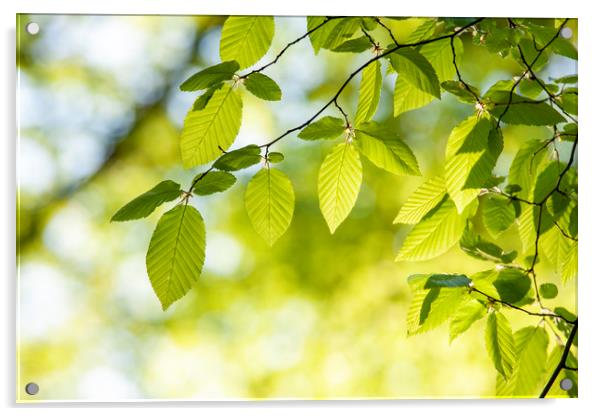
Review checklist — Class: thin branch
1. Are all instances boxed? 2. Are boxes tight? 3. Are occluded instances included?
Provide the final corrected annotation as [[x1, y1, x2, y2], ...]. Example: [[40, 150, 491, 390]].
[[553, 220, 578, 242], [242, 16, 345, 77], [495, 18, 570, 129], [260, 17, 485, 150], [470, 287, 575, 324], [540, 319, 578, 398], [564, 366, 578, 372], [374, 17, 399, 46], [450, 36, 482, 104]]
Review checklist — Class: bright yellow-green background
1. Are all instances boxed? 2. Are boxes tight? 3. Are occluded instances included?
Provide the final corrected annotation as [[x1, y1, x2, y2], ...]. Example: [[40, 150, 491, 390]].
[[16, 15, 577, 400]]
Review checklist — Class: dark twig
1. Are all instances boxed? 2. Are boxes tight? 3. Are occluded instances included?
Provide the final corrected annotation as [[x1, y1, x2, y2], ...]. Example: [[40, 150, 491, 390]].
[[374, 17, 399, 46], [470, 287, 575, 324], [540, 319, 578, 398]]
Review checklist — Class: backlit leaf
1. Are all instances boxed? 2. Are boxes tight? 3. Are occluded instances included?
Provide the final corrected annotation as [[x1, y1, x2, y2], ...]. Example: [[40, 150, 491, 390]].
[[220, 16, 275, 69], [111, 180, 182, 222], [394, 176, 446, 224], [485, 312, 515, 379]]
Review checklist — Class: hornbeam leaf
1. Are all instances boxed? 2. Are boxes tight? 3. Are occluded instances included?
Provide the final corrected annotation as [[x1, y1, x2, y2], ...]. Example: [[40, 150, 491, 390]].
[[355, 60, 382, 125], [420, 37, 464, 82], [180, 83, 243, 168], [220, 16, 275, 69], [192, 171, 236, 196], [298, 116, 346, 141], [393, 75, 435, 115], [111, 180, 182, 222], [214, 145, 262, 171], [394, 176, 447, 224], [485, 311, 515, 379], [318, 142, 363, 233], [146, 205, 206, 310], [503, 326, 549, 396], [482, 194, 517, 237], [333, 36, 373, 53], [489, 95, 565, 126], [389, 48, 440, 99], [355, 122, 420, 176], [245, 168, 295, 246], [244, 72, 282, 101], [180, 61, 239, 92], [395, 196, 470, 262], [449, 299, 487, 342], [407, 285, 469, 335]]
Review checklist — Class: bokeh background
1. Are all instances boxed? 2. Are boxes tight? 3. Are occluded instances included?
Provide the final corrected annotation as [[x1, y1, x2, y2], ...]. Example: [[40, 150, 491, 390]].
[[16, 15, 577, 401]]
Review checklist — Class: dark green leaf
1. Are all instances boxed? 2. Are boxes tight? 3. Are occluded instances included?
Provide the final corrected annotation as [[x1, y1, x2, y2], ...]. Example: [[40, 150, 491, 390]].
[[492, 268, 531, 304], [441, 80, 480, 103], [244, 72, 282, 101], [482, 194, 516, 237], [267, 152, 284, 163], [192, 83, 223, 111], [111, 180, 182, 222], [540, 283, 558, 299], [424, 274, 471, 289], [460, 223, 518, 264], [180, 61, 239, 91], [332, 36, 372, 53], [214, 145, 262, 171], [192, 171, 236, 196], [389, 48, 440, 99]]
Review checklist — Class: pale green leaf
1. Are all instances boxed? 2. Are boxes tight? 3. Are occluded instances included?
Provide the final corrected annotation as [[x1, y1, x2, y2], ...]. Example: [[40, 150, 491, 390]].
[[503, 326, 549, 396], [244, 72, 282, 101], [298, 116, 346, 141], [485, 312, 515, 379], [318, 142, 363, 233], [393, 75, 435, 116], [192, 171, 236, 196], [146, 205, 206, 310], [482, 194, 516, 237], [245, 168, 295, 246], [420, 37, 464, 82], [449, 299, 487, 342], [396, 196, 469, 262], [181, 84, 243, 168], [561, 241, 578, 282], [407, 286, 469, 335], [460, 223, 518, 264], [111, 180, 182, 222], [490, 97, 565, 126], [321, 18, 361, 50], [508, 140, 548, 200], [180, 61, 239, 91], [307, 17, 338, 54], [220, 16, 275, 69], [355, 60, 382, 125], [393, 176, 446, 224], [389, 48, 440, 98], [355, 121, 420, 176]]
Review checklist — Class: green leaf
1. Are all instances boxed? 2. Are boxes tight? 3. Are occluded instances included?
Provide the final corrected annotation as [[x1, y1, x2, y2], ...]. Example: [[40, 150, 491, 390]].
[[423, 274, 472, 288], [441, 80, 480, 103], [318, 142, 363, 233], [355, 122, 420, 176], [307, 17, 338, 54], [298, 116, 346, 141], [503, 326, 549, 396], [492, 268, 531, 304], [394, 176, 446, 224], [396, 196, 470, 262], [533, 162, 565, 204], [449, 299, 487, 342], [243, 72, 282, 101], [420, 37, 464, 82], [393, 75, 435, 115], [332, 36, 372, 53], [181, 83, 243, 168], [355, 60, 382, 125], [540, 283, 558, 299], [482, 194, 516, 237], [508, 140, 548, 200], [485, 312, 515, 379], [245, 168, 295, 246], [407, 19, 437, 43], [180, 61, 239, 92], [561, 240, 578, 282], [146, 204, 206, 310], [389, 48, 441, 99], [321, 18, 361, 50], [444, 115, 494, 213], [267, 152, 284, 163], [460, 223, 517, 264], [220, 16, 275, 69], [407, 285, 469, 335], [214, 145, 262, 171], [111, 180, 182, 222], [192, 83, 223, 111], [489, 96, 565, 126], [192, 171, 236, 196]]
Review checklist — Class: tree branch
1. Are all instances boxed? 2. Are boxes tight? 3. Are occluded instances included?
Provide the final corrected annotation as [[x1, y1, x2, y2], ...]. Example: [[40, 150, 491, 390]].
[[540, 319, 578, 398]]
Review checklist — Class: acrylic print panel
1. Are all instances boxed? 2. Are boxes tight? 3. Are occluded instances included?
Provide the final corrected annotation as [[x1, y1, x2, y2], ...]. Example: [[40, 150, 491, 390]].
[[16, 14, 578, 401]]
